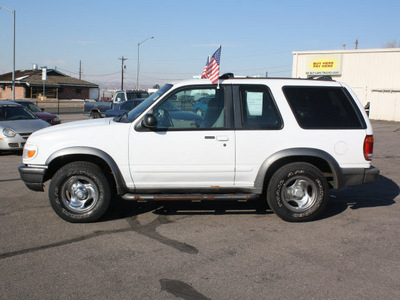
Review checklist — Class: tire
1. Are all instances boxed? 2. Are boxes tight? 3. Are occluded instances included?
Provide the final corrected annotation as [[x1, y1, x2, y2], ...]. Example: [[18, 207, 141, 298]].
[[49, 162, 111, 223], [266, 162, 329, 222], [91, 111, 101, 119]]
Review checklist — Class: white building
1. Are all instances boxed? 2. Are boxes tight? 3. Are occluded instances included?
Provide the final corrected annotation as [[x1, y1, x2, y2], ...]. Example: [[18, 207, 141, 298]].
[[292, 48, 400, 122]]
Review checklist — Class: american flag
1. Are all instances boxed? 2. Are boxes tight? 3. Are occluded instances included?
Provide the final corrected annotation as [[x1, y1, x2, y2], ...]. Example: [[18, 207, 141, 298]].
[[201, 46, 221, 84]]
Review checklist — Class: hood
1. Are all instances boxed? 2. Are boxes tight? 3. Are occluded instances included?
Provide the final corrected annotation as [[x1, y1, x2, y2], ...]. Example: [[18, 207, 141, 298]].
[[0, 119, 51, 133], [34, 111, 56, 119], [29, 117, 112, 138]]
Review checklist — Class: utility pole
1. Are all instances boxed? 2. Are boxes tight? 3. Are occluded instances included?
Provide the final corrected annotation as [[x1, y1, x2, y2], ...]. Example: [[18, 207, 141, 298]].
[[119, 56, 127, 90], [79, 60, 82, 80], [0, 7, 16, 101]]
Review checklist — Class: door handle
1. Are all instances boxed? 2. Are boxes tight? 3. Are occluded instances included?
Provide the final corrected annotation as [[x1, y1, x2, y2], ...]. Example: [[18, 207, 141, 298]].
[[216, 136, 229, 141]]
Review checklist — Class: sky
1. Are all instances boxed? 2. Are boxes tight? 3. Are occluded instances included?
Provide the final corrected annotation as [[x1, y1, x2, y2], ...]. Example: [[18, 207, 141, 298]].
[[1, 0, 399, 88]]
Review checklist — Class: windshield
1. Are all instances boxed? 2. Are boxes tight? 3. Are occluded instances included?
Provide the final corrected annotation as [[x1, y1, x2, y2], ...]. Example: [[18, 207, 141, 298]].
[[0, 106, 37, 121], [19, 102, 42, 112], [116, 84, 173, 123]]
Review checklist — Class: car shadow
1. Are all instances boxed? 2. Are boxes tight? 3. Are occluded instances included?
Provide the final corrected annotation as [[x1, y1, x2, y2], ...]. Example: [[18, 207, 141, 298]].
[[0, 150, 22, 156], [103, 175, 399, 222], [103, 197, 272, 222], [320, 175, 399, 220]]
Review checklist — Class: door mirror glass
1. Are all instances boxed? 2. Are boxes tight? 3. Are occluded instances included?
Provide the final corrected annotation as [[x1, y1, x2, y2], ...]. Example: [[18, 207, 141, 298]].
[[142, 114, 157, 128]]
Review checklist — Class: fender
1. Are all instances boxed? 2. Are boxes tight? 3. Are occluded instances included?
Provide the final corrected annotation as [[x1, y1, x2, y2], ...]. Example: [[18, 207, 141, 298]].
[[46, 146, 128, 194], [254, 148, 343, 190]]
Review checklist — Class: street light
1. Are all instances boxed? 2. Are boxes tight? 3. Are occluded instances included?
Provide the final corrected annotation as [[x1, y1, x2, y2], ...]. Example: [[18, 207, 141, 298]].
[[136, 36, 154, 90], [0, 6, 16, 101]]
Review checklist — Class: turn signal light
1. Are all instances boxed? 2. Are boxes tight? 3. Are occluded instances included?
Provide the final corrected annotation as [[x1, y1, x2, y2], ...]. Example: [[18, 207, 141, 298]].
[[27, 150, 37, 158], [363, 135, 374, 161]]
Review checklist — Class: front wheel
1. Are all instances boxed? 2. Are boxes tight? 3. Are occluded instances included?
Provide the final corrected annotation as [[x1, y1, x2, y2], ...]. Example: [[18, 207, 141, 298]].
[[90, 111, 101, 119], [266, 162, 329, 222], [49, 162, 111, 223]]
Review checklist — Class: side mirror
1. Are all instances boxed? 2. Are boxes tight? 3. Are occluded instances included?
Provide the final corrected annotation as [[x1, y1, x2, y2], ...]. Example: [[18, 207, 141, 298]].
[[142, 114, 157, 128], [41, 108, 45, 112]]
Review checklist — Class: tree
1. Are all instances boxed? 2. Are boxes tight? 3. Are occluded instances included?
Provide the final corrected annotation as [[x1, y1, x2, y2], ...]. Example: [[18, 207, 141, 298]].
[[383, 39, 400, 48], [153, 84, 160, 89]]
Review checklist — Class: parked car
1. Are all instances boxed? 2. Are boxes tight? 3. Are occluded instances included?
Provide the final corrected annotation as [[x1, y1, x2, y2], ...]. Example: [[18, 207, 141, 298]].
[[160, 102, 203, 123], [84, 90, 150, 118], [105, 99, 145, 118], [364, 102, 370, 116], [19, 75, 379, 223], [0, 101, 51, 151], [15, 100, 61, 125], [192, 96, 213, 116]]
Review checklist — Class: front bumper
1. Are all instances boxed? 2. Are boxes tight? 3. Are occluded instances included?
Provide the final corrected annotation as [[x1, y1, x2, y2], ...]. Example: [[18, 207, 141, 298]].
[[0, 135, 28, 150], [18, 164, 46, 191]]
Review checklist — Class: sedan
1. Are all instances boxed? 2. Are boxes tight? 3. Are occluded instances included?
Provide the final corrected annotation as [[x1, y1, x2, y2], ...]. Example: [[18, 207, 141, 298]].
[[105, 99, 145, 117], [15, 100, 61, 125], [0, 101, 51, 151]]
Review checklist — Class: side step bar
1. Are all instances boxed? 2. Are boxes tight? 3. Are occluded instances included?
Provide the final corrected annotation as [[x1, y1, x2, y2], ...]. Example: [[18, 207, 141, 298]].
[[121, 194, 259, 202]]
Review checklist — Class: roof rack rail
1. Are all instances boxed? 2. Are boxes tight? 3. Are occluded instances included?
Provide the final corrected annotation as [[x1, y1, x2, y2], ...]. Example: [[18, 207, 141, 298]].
[[307, 75, 333, 81], [219, 73, 234, 79]]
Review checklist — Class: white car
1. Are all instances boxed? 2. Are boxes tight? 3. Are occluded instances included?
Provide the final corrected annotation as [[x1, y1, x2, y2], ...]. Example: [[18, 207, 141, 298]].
[[19, 75, 379, 223]]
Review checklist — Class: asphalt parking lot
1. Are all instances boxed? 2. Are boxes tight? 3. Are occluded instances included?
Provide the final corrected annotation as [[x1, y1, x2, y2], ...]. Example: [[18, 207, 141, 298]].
[[1, 114, 399, 299]]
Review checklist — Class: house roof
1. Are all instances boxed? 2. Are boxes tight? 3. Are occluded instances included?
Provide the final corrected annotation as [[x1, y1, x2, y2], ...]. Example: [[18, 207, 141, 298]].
[[0, 69, 98, 88]]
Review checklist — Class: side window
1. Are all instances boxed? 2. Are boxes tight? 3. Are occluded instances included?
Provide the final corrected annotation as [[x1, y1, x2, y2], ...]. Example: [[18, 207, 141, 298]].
[[283, 86, 365, 129], [239, 85, 282, 129], [153, 87, 225, 130], [115, 93, 124, 103]]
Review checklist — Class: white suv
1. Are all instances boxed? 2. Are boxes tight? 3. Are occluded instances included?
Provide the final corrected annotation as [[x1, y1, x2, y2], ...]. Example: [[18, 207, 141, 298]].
[[19, 75, 379, 222]]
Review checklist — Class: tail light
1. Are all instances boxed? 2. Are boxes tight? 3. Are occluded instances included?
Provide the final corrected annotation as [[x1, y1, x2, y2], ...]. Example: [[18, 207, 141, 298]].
[[364, 135, 374, 161]]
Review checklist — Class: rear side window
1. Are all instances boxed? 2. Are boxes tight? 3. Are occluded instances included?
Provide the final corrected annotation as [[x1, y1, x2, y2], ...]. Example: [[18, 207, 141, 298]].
[[283, 86, 365, 129]]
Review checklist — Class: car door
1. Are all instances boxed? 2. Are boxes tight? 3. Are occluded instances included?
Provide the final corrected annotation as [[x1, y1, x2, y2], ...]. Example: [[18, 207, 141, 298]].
[[233, 84, 284, 187], [129, 85, 235, 190]]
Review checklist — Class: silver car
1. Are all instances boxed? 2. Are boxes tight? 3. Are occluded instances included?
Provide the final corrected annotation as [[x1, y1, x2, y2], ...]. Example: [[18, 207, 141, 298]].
[[0, 101, 51, 151]]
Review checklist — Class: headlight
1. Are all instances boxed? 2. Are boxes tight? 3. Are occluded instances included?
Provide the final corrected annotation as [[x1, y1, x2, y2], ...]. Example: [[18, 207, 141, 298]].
[[53, 117, 60, 122], [23, 143, 38, 160], [3, 128, 16, 137]]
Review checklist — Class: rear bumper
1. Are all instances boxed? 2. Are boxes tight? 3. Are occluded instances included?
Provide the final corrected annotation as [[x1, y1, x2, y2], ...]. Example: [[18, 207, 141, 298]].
[[340, 166, 380, 188], [18, 164, 46, 192]]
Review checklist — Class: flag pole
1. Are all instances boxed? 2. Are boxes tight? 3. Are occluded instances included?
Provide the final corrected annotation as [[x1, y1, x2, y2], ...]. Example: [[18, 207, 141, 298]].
[[217, 45, 221, 89]]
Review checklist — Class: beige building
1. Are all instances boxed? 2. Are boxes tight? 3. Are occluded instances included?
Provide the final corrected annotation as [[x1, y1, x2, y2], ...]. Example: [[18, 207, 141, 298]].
[[0, 68, 99, 100], [292, 48, 400, 122]]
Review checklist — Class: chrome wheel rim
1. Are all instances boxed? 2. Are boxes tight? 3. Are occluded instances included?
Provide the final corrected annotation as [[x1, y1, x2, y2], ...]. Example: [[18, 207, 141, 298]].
[[281, 176, 318, 212], [62, 176, 98, 213]]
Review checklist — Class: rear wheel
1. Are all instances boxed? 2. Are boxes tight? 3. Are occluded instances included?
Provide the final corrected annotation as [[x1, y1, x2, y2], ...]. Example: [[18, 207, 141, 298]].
[[266, 162, 329, 222], [49, 162, 111, 223]]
